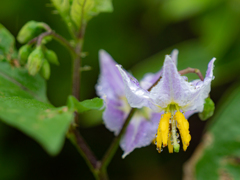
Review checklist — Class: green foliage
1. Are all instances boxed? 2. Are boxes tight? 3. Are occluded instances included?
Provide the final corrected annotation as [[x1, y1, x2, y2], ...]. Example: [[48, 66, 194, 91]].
[[192, 84, 240, 179], [70, 0, 113, 29], [17, 21, 44, 44], [0, 24, 16, 61], [0, 60, 74, 155], [27, 46, 45, 76], [0, 97, 73, 155], [67, 95, 104, 113], [198, 97, 215, 121], [0, 61, 47, 102]]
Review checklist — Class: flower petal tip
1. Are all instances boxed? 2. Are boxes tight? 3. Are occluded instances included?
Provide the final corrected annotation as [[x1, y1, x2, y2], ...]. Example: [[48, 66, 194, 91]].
[[121, 153, 128, 159], [171, 49, 179, 55]]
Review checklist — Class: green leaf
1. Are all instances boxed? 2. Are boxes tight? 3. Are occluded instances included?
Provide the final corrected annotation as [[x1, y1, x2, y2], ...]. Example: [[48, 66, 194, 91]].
[[0, 61, 48, 102], [67, 95, 104, 113], [0, 96, 73, 155], [184, 84, 240, 179], [70, 0, 113, 28], [0, 24, 16, 61], [198, 97, 215, 121]]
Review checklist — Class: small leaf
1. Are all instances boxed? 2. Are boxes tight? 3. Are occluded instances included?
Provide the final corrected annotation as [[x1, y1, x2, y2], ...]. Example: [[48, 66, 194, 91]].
[[70, 0, 113, 28], [198, 97, 215, 121], [67, 95, 104, 113], [0, 96, 73, 155], [0, 24, 16, 61]]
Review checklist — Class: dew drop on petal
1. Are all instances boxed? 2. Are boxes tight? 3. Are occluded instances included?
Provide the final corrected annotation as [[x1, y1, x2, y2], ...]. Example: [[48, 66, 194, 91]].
[[176, 133, 179, 138]]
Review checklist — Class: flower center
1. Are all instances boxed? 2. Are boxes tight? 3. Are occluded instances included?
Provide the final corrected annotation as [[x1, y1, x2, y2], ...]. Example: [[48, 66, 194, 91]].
[[155, 104, 191, 153]]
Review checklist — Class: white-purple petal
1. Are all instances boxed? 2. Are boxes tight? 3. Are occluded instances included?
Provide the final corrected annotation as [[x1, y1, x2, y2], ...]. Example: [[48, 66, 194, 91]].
[[96, 50, 125, 99], [116, 65, 161, 112], [103, 98, 128, 135], [150, 55, 192, 108], [120, 112, 161, 158], [170, 49, 179, 66], [149, 56, 216, 112]]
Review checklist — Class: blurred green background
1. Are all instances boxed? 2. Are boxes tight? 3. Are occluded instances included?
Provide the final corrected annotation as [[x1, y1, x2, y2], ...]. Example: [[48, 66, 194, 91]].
[[1, 0, 240, 179]]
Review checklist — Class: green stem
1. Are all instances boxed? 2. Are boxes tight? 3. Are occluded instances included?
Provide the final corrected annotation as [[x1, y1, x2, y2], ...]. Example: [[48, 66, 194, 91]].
[[28, 31, 76, 58], [68, 126, 98, 173], [99, 108, 137, 172]]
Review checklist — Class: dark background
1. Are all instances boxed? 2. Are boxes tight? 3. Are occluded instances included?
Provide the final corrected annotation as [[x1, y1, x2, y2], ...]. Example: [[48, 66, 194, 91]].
[[0, 0, 240, 179]]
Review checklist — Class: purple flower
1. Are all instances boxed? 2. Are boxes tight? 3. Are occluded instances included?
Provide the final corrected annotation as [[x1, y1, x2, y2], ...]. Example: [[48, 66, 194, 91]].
[[96, 49, 179, 157], [116, 54, 216, 153]]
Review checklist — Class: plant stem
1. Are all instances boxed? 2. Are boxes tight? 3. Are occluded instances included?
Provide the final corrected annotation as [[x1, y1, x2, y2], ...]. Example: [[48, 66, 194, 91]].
[[68, 126, 98, 172], [28, 31, 76, 58], [98, 108, 137, 172], [178, 67, 204, 81]]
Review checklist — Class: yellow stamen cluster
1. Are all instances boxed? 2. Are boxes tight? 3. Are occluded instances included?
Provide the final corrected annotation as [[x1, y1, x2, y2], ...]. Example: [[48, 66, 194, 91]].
[[155, 107, 191, 153]]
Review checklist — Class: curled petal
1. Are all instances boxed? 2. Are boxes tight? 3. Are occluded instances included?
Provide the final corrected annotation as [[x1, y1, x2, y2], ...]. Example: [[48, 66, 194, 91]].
[[96, 50, 124, 99], [116, 65, 161, 112], [120, 112, 162, 158]]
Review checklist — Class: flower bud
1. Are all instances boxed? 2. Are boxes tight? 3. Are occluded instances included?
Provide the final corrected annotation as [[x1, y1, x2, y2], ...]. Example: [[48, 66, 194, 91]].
[[45, 49, 59, 65], [18, 44, 32, 65], [40, 59, 51, 80], [198, 97, 215, 121], [27, 46, 44, 76], [42, 36, 52, 44], [17, 21, 43, 44]]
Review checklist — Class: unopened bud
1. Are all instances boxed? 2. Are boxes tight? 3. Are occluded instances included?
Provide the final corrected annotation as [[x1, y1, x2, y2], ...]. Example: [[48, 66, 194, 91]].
[[40, 59, 51, 80], [198, 97, 215, 121], [27, 46, 44, 75], [18, 44, 32, 65], [17, 21, 43, 44], [42, 36, 53, 44], [45, 49, 59, 65]]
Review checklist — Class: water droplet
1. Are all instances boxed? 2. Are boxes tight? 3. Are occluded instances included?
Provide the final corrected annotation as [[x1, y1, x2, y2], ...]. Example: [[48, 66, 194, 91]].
[[155, 134, 157, 138], [156, 147, 159, 151], [171, 142, 174, 145], [155, 140, 157, 145], [177, 139, 180, 143], [161, 148, 163, 152], [169, 119, 171, 123], [176, 133, 179, 138]]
